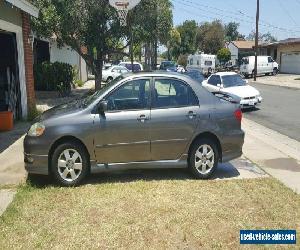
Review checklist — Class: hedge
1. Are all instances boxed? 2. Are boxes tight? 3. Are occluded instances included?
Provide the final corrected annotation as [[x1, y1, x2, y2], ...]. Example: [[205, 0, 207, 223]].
[[34, 62, 76, 95]]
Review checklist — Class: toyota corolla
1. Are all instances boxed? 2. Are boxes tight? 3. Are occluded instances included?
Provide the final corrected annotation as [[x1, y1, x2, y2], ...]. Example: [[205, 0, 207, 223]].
[[24, 72, 244, 186]]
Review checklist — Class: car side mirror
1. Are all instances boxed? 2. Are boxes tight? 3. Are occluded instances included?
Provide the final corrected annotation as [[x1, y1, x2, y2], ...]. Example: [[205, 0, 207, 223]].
[[244, 80, 249, 84], [217, 83, 222, 88], [98, 100, 107, 115]]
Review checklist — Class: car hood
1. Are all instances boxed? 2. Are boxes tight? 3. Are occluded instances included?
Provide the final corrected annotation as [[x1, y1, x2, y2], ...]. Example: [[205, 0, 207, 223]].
[[222, 85, 260, 98], [39, 99, 83, 121]]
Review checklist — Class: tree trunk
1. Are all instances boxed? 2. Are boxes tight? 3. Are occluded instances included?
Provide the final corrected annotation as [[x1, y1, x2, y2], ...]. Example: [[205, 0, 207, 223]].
[[95, 52, 103, 90]]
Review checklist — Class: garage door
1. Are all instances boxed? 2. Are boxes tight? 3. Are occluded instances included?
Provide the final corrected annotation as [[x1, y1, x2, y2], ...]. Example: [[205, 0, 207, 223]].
[[281, 52, 300, 74]]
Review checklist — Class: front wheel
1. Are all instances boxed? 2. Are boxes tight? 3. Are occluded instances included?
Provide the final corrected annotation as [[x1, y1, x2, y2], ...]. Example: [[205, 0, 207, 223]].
[[189, 138, 219, 179], [51, 142, 89, 186]]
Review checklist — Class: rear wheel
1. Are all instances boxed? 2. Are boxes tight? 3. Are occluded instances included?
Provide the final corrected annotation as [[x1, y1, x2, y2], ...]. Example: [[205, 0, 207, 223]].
[[51, 142, 89, 186], [189, 138, 219, 179]]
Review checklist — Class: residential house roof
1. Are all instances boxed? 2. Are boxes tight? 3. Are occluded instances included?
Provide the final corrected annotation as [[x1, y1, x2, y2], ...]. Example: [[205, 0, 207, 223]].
[[6, 0, 39, 18], [231, 40, 255, 49]]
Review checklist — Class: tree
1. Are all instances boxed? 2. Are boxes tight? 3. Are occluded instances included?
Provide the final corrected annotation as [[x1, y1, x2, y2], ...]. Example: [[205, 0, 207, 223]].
[[177, 54, 188, 67], [167, 28, 181, 60], [32, 0, 130, 90], [225, 22, 245, 41], [217, 48, 231, 64], [196, 20, 225, 54], [176, 20, 198, 56], [247, 31, 277, 42]]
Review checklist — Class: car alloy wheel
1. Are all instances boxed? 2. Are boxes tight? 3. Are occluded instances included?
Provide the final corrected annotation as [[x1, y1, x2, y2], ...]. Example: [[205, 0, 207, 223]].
[[194, 144, 215, 175], [57, 149, 83, 182]]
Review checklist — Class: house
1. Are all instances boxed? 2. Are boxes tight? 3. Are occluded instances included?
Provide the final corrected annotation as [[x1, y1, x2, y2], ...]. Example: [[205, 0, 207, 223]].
[[258, 38, 300, 74], [225, 40, 255, 66], [0, 0, 38, 119], [34, 37, 88, 82]]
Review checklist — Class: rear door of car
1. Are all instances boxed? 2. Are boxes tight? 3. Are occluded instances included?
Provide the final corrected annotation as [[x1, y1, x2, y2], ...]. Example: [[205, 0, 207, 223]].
[[149, 77, 199, 160]]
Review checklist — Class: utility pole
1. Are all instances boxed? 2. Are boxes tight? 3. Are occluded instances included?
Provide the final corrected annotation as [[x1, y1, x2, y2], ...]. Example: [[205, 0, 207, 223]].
[[254, 0, 259, 81]]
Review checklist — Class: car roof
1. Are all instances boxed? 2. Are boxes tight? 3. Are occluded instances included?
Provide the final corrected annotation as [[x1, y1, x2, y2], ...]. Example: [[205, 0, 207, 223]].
[[121, 71, 200, 84], [214, 72, 238, 76]]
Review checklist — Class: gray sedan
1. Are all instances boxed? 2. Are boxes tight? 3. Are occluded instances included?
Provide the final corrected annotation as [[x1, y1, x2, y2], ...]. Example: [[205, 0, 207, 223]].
[[24, 72, 244, 186]]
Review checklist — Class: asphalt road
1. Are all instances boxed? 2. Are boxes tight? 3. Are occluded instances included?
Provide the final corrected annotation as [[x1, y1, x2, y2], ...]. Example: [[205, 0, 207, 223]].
[[244, 83, 300, 142]]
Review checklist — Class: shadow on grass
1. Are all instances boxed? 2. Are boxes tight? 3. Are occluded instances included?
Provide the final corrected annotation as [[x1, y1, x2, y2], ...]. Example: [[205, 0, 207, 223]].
[[26, 162, 240, 188]]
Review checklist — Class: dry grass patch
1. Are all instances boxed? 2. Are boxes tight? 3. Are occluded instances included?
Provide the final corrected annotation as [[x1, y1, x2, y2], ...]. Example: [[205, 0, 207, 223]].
[[0, 175, 300, 249]]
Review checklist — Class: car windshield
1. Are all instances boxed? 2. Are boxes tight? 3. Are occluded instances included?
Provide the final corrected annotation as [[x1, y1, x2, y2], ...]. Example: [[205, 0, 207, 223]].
[[185, 70, 205, 83], [222, 75, 246, 88], [81, 75, 124, 107]]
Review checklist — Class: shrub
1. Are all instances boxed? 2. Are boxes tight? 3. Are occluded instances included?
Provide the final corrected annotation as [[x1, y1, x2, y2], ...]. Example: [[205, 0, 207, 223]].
[[34, 62, 74, 95]]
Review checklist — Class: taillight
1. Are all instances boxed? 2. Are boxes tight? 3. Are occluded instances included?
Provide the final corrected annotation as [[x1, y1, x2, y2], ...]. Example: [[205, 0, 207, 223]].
[[234, 109, 242, 123]]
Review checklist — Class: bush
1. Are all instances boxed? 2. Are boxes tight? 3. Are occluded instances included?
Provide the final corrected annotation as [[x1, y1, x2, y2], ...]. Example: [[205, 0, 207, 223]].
[[34, 62, 74, 95]]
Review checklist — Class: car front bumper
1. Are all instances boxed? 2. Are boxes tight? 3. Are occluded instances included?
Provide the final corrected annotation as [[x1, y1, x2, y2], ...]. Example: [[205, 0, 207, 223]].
[[24, 135, 49, 175]]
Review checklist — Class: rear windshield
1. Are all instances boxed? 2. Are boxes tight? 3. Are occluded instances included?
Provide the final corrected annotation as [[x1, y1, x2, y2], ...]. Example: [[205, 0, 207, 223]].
[[222, 75, 246, 88]]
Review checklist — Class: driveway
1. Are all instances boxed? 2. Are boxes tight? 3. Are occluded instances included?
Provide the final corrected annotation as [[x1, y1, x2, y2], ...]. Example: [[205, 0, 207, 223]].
[[249, 73, 300, 89]]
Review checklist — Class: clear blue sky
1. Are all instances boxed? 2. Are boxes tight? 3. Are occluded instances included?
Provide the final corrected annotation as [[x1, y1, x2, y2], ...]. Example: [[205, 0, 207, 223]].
[[172, 0, 300, 40]]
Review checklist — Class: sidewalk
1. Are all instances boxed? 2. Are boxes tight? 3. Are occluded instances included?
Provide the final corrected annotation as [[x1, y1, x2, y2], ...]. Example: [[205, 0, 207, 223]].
[[242, 118, 300, 194], [249, 74, 300, 89]]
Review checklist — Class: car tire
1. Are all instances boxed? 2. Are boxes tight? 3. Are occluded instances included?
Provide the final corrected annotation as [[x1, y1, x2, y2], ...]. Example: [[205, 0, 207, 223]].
[[107, 77, 113, 83], [51, 142, 89, 186], [189, 138, 219, 179]]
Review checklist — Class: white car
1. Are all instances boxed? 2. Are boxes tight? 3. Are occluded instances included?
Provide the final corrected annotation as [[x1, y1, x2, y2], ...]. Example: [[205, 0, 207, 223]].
[[118, 62, 143, 71], [102, 66, 129, 82], [202, 72, 263, 109]]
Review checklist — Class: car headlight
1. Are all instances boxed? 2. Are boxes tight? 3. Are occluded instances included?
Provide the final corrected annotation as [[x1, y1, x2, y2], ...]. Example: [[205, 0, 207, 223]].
[[28, 122, 45, 137]]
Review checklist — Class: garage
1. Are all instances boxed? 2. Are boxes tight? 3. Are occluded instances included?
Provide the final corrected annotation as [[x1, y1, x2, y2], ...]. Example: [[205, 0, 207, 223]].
[[0, 31, 22, 119], [281, 52, 300, 74]]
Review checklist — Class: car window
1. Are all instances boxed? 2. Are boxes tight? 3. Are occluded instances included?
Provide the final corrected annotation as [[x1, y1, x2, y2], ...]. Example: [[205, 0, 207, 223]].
[[222, 75, 246, 88], [208, 75, 221, 86], [268, 57, 274, 63], [205, 61, 212, 66], [153, 79, 198, 108], [106, 79, 150, 111], [184, 70, 205, 83]]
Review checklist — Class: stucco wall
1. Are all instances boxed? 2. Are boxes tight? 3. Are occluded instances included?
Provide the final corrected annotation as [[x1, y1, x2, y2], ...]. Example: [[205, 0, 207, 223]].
[[0, 0, 22, 27]]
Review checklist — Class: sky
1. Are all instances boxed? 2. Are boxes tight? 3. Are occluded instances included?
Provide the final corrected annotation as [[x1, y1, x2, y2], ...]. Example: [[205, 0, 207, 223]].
[[172, 0, 300, 40]]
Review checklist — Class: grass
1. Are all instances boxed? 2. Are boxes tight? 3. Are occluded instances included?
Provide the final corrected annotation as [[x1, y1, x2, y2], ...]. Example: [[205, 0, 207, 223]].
[[0, 175, 299, 249]]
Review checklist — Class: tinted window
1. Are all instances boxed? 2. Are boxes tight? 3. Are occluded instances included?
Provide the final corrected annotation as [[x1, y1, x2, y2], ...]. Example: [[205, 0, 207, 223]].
[[106, 79, 150, 111], [208, 75, 221, 86], [153, 79, 198, 108], [125, 64, 141, 71], [268, 57, 274, 63], [222, 75, 246, 88]]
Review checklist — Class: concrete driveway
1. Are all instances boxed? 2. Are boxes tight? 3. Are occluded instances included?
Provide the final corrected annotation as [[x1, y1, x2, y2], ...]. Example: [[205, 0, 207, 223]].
[[249, 73, 300, 89]]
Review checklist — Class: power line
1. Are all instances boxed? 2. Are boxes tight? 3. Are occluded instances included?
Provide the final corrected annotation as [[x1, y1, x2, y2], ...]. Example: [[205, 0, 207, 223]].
[[172, 0, 300, 34], [277, 0, 299, 27]]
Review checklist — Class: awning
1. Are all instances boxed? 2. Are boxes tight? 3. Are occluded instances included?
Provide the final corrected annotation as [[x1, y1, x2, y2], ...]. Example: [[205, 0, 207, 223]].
[[5, 0, 39, 18]]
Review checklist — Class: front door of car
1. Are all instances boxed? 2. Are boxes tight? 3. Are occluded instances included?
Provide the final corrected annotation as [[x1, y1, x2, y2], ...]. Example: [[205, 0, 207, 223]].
[[150, 78, 199, 161], [94, 78, 151, 163]]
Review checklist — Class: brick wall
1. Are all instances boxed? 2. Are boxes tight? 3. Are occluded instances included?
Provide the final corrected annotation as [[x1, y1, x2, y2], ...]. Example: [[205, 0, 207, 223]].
[[21, 12, 36, 114]]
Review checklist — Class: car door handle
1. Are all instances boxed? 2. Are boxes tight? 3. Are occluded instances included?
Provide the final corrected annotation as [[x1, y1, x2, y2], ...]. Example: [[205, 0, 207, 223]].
[[137, 115, 149, 123], [187, 111, 197, 119]]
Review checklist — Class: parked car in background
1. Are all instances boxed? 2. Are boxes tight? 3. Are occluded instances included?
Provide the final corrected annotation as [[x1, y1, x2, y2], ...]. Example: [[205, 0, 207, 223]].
[[187, 53, 216, 76], [102, 66, 129, 82], [119, 61, 143, 71], [24, 72, 244, 186], [103, 63, 112, 70], [184, 69, 205, 84], [160, 61, 176, 70], [202, 72, 262, 109], [240, 56, 279, 78]]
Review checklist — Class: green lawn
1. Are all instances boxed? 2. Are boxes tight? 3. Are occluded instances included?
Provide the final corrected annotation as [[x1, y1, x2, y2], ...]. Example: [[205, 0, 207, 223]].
[[0, 173, 299, 249]]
